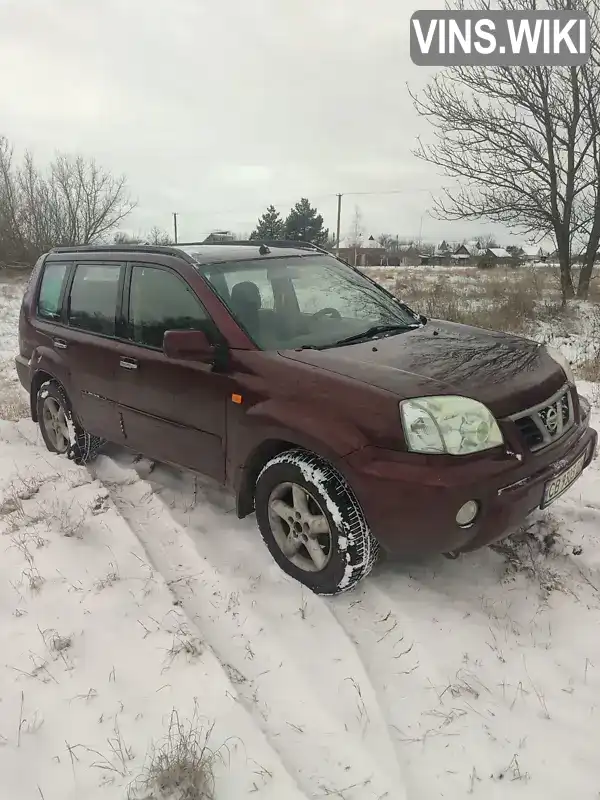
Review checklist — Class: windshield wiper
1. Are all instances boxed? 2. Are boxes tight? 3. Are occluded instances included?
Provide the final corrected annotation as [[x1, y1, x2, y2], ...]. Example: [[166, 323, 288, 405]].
[[331, 323, 420, 347]]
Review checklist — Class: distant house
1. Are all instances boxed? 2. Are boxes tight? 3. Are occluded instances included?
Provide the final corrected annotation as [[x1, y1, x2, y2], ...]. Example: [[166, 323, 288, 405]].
[[203, 230, 236, 244], [425, 240, 454, 266], [485, 247, 513, 264], [518, 245, 547, 262], [452, 242, 484, 264], [335, 235, 386, 267], [395, 244, 422, 267]]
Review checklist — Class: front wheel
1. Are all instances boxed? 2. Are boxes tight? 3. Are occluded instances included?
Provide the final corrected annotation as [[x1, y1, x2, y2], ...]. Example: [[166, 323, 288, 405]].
[[254, 450, 379, 594]]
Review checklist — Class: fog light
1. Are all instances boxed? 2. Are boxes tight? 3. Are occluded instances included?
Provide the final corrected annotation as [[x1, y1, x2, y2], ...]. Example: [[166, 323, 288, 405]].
[[456, 500, 479, 527]]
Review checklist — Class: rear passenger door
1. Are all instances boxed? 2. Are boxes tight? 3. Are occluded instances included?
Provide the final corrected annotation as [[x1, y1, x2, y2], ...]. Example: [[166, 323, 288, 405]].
[[114, 263, 230, 481], [61, 262, 125, 443]]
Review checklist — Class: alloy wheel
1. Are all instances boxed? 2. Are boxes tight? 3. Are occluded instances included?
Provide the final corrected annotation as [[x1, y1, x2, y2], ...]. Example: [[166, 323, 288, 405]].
[[42, 396, 70, 453], [267, 481, 333, 572]]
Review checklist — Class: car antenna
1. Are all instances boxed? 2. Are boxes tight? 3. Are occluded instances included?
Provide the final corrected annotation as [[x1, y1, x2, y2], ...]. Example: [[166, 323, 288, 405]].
[[259, 244, 270, 255]]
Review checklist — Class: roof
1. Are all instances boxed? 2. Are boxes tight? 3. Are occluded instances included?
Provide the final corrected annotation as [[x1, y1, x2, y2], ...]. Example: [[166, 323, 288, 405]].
[[455, 243, 484, 256], [520, 245, 541, 257], [49, 241, 329, 267], [488, 247, 511, 258], [180, 243, 320, 265], [337, 235, 384, 250]]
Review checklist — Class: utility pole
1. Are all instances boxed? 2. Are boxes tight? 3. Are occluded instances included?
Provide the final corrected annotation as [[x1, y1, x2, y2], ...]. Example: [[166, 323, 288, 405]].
[[173, 212, 178, 244], [335, 194, 343, 248]]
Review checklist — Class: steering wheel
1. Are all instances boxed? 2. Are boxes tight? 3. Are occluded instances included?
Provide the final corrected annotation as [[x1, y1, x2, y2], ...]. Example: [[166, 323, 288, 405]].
[[312, 307, 342, 320]]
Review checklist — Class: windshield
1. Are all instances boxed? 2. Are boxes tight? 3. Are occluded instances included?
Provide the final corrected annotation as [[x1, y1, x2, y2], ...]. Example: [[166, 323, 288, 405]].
[[198, 255, 420, 350]]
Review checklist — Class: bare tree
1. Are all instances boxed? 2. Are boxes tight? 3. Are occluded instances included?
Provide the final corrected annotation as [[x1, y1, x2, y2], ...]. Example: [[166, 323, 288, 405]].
[[346, 205, 364, 266], [0, 136, 135, 265], [347, 206, 364, 248], [0, 138, 22, 262], [479, 234, 499, 250], [50, 155, 135, 245], [145, 226, 173, 246], [411, 0, 600, 301], [378, 233, 398, 250]]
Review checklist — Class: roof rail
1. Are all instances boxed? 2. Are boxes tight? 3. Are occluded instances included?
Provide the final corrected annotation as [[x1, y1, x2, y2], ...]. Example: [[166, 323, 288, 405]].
[[49, 244, 180, 256], [178, 239, 332, 256]]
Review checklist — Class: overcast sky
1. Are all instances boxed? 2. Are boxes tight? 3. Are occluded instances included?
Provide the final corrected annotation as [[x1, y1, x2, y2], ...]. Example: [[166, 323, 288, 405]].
[[0, 0, 514, 244]]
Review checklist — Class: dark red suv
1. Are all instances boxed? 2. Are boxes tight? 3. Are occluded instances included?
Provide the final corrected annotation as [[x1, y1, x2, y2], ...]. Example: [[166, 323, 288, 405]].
[[16, 242, 597, 593]]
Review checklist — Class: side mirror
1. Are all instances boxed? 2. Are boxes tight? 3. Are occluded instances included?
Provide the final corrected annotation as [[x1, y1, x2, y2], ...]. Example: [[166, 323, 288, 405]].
[[163, 329, 215, 362], [419, 314, 428, 325]]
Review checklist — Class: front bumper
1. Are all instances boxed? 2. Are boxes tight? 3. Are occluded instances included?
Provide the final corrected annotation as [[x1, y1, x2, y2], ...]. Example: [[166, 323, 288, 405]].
[[343, 420, 598, 558]]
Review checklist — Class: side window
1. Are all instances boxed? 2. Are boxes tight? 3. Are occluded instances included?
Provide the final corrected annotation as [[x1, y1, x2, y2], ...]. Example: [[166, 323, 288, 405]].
[[38, 263, 68, 320], [223, 269, 275, 310], [68, 264, 122, 336], [129, 266, 213, 349]]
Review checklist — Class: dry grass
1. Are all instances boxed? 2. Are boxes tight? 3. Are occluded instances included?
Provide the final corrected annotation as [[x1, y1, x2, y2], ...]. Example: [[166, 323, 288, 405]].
[[0, 377, 29, 422], [0, 266, 32, 284], [491, 514, 571, 599], [394, 266, 562, 335], [48, 497, 87, 539], [578, 356, 600, 382], [128, 708, 218, 800]]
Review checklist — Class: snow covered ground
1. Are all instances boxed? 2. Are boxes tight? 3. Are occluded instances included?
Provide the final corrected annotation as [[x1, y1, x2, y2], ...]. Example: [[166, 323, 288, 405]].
[[1, 274, 600, 799]]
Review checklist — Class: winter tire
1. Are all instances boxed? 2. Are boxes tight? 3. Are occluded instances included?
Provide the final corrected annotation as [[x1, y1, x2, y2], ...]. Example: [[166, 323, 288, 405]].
[[36, 380, 105, 465], [255, 449, 379, 594]]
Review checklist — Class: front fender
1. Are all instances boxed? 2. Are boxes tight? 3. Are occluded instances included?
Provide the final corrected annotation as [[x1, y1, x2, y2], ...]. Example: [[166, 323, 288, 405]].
[[245, 398, 368, 460], [230, 398, 368, 517]]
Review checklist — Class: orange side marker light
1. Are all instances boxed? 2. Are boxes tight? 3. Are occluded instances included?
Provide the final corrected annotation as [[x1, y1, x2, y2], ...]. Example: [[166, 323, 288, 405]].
[[231, 393, 243, 405]]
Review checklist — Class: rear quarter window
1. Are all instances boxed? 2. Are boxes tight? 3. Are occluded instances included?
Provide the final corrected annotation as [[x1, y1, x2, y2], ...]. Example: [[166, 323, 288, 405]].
[[37, 263, 68, 320]]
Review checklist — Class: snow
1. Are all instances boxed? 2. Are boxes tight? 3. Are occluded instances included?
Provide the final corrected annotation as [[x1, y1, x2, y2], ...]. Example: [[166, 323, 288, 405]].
[[1, 274, 600, 799]]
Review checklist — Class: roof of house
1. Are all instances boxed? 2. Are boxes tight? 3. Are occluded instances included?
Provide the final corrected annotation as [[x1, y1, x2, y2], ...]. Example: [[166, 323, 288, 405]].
[[488, 248, 511, 259], [337, 235, 384, 250], [520, 245, 541, 257], [455, 244, 478, 255]]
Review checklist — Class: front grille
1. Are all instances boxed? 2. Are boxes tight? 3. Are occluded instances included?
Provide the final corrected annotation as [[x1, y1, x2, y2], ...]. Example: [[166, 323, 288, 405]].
[[510, 386, 575, 452]]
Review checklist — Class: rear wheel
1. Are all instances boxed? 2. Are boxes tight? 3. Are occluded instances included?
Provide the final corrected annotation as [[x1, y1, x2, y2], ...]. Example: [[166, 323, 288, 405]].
[[255, 449, 379, 594], [36, 380, 104, 464]]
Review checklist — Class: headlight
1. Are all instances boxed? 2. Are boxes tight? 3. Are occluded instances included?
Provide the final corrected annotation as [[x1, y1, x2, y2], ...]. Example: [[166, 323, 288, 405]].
[[400, 396, 504, 455], [545, 345, 575, 384]]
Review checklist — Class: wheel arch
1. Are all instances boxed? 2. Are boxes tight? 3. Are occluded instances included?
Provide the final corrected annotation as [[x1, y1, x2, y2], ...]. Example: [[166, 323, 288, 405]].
[[30, 369, 58, 422], [236, 438, 299, 518]]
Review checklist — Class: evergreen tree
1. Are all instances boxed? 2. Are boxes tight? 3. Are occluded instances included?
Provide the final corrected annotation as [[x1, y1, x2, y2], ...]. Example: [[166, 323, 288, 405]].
[[284, 198, 329, 245], [250, 205, 285, 240]]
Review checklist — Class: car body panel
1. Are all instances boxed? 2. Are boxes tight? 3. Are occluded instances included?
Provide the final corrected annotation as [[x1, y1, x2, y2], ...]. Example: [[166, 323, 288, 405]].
[[281, 320, 565, 418], [113, 337, 230, 481]]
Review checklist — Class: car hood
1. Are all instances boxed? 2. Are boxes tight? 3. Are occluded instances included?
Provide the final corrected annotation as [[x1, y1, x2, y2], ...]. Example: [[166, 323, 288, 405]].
[[280, 320, 566, 417]]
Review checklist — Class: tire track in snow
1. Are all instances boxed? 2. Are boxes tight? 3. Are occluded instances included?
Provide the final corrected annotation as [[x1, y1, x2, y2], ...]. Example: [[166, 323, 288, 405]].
[[92, 453, 408, 800], [330, 577, 510, 800]]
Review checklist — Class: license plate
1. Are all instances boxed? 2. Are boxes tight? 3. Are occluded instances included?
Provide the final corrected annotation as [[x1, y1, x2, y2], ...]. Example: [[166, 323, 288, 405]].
[[541, 450, 587, 508]]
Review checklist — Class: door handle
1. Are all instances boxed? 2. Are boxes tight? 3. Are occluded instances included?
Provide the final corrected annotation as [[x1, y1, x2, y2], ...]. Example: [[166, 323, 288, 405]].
[[119, 357, 138, 370], [53, 338, 68, 350]]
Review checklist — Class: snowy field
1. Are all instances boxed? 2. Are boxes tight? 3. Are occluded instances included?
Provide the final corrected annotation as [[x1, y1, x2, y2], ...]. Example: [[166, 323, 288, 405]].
[[1, 271, 599, 800]]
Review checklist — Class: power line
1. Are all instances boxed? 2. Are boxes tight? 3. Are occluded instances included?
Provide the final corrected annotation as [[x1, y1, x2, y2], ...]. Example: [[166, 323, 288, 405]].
[[160, 188, 433, 227], [340, 188, 432, 197]]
